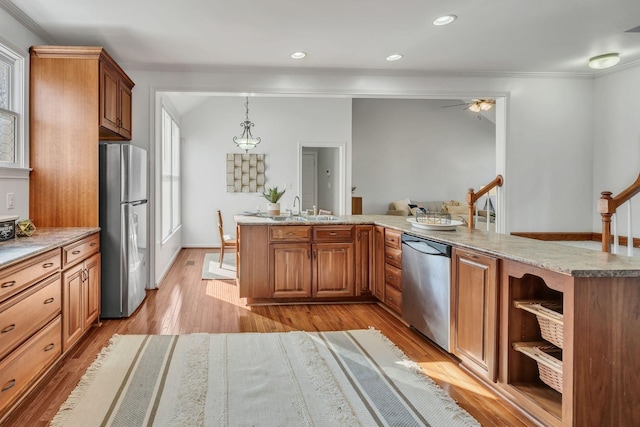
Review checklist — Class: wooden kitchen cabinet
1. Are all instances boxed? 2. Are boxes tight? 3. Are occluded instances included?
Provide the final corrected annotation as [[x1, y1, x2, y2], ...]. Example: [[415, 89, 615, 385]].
[[382, 228, 402, 314], [61, 235, 101, 352], [29, 46, 135, 228], [0, 231, 100, 420], [99, 59, 134, 140], [314, 242, 354, 297], [238, 224, 360, 302], [372, 225, 385, 301], [451, 248, 499, 382], [270, 243, 312, 298], [355, 225, 373, 296]]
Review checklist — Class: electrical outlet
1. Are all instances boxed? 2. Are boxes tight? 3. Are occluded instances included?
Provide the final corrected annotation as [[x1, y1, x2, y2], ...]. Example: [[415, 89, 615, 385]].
[[6, 193, 14, 210]]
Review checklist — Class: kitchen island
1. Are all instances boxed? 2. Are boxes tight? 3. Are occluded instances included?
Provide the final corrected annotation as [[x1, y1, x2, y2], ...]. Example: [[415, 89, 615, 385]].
[[236, 214, 640, 427]]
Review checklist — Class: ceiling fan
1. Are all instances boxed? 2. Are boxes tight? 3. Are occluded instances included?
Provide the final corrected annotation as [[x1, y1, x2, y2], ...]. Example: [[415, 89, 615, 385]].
[[442, 99, 495, 112]]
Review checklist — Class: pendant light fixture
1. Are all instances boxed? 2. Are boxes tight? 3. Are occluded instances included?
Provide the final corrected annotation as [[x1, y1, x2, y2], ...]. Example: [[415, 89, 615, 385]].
[[233, 96, 261, 152]]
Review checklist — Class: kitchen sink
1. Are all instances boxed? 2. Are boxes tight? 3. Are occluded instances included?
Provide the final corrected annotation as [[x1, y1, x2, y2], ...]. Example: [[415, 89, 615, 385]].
[[306, 215, 341, 221], [270, 216, 308, 222]]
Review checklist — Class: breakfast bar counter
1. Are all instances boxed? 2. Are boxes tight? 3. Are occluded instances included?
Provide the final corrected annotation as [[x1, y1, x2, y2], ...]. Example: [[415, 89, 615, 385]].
[[236, 214, 640, 277]]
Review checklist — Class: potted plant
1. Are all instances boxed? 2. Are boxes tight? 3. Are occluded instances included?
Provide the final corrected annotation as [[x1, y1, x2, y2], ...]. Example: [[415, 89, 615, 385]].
[[262, 186, 286, 215]]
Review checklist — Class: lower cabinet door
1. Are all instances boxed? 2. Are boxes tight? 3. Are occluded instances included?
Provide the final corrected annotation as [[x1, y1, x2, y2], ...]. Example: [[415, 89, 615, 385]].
[[451, 248, 499, 381], [83, 253, 101, 329], [0, 316, 62, 413], [313, 243, 354, 297], [62, 264, 84, 352], [270, 243, 312, 298]]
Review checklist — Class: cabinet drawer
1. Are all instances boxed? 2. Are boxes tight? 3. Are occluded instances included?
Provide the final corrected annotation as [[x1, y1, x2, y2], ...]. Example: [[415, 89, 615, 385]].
[[384, 263, 402, 290], [0, 274, 61, 360], [384, 246, 402, 269], [384, 229, 402, 249], [0, 249, 60, 303], [384, 284, 402, 314], [63, 233, 100, 268], [269, 226, 311, 241], [313, 226, 354, 242], [0, 316, 61, 413]]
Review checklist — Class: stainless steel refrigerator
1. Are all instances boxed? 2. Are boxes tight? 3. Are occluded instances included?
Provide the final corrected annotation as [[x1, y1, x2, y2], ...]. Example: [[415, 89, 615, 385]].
[[99, 143, 148, 318]]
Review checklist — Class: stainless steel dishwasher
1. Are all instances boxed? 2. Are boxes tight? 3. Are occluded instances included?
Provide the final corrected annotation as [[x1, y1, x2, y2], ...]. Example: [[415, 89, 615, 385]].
[[401, 234, 452, 352]]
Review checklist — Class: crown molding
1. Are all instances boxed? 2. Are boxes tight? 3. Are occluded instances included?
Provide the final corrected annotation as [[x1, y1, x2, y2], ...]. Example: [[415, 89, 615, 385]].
[[0, 0, 57, 45]]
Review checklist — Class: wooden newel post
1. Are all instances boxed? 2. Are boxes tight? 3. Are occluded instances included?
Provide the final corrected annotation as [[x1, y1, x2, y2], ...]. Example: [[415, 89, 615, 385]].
[[598, 191, 614, 253], [466, 189, 475, 229]]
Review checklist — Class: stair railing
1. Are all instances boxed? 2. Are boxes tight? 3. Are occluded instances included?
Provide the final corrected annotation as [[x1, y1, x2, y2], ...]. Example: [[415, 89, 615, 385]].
[[598, 173, 640, 254], [466, 175, 503, 229]]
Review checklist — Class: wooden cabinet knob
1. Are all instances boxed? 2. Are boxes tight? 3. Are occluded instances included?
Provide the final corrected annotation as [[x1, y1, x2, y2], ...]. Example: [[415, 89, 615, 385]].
[[42, 262, 54, 268], [1, 324, 15, 334], [1, 281, 15, 289], [2, 379, 16, 392]]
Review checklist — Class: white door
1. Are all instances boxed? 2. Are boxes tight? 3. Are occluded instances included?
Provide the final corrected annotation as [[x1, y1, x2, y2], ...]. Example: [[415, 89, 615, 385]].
[[301, 152, 317, 211]]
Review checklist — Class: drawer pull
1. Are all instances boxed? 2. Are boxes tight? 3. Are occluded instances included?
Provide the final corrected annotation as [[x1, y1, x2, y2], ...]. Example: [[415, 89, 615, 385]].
[[1, 281, 16, 289], [72, 250, 81, 255], [465, 253, 478, 259], [387, 275, 393, 279], [286, 232, 295, 236], [387, 296, 394, 302], [43, 262, 55, 268], [44, 297, 55, 305], [90, 242, 97, 247], [44, 343, 55, 352], [329, 232, 338, 236], [387, 255, 393, 259], [2, 379, 16, 392], [1, 324, 15, 334]]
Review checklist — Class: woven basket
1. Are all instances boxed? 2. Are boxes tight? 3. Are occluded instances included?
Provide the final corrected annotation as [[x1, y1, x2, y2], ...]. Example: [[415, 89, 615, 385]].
[[514, 300, 564, 349], [513, 342, 563, 394]]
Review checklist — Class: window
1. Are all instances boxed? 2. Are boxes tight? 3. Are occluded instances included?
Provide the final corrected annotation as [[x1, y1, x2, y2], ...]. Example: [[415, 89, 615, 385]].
[[0, 41, 24, 167], [161, 107, 181, 241]]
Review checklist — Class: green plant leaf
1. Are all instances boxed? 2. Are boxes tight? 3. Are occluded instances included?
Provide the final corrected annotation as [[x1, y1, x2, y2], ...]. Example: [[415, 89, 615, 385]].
[[262, 186, 286, 203]]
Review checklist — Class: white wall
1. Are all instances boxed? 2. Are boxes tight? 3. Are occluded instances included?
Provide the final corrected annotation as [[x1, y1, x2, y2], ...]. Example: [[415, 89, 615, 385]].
[[0, 8, 47, 219], [352, 99, 496, 214], [178, 96, 351, 247], [592, 63, 640, 238]]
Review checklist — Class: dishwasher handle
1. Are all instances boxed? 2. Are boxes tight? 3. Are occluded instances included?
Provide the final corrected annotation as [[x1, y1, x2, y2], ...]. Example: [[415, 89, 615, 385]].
[[402, 240, 451, 257]]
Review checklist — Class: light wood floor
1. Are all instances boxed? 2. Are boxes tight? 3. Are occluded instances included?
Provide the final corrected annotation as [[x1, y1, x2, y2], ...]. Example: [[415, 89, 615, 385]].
[[4, 248, 536, 427]]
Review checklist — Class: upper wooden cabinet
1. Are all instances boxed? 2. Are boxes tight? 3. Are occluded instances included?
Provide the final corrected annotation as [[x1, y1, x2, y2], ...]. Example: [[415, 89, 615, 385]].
[[29, 46, 135, 227], [99, 59, 134, 140]]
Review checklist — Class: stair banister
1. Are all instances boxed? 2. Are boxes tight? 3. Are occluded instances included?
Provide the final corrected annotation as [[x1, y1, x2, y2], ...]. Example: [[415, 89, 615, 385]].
[[467, 175, 503, 229], [598, 172, 640, 253]]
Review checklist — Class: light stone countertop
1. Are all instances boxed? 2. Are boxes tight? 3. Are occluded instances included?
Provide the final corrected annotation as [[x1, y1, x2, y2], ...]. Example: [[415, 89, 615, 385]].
[[236, 214, 640, 278], [0, 227, 100, 269]]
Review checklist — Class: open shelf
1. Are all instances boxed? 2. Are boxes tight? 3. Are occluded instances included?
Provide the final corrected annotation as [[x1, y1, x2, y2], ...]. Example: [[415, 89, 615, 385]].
[[506, 272, 565, 424]]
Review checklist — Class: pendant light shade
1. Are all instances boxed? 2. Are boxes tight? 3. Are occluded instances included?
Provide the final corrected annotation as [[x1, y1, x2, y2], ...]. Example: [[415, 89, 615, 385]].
[[233, 96, 261, 152]]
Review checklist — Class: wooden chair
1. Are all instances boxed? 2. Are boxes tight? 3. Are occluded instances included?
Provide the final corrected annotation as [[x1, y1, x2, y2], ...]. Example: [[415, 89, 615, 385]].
[[217, 210, 237, 268]]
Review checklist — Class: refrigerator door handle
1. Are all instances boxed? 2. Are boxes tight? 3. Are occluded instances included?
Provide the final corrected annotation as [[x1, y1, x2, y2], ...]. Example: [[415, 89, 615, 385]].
[[130, 200, 148, 206]]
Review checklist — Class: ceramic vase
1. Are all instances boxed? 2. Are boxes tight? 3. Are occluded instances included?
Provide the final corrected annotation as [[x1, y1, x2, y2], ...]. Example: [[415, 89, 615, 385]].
[[267, 202, 281, 216]]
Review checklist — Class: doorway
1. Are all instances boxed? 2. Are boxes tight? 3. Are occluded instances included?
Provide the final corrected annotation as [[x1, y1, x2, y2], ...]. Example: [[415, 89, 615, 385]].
[[298, 142, 348, 215]]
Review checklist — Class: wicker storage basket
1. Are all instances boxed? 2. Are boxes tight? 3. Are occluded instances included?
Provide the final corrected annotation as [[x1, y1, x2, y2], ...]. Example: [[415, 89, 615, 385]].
[[514, 300, 564, 348], [513, 342, 563, 394]]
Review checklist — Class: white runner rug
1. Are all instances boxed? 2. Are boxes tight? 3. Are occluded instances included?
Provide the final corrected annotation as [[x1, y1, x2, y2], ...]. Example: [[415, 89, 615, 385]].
[[51, 329, 479, 427]]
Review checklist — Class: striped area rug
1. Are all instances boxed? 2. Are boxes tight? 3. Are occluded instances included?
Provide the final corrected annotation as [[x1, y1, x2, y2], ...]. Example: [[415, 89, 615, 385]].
[[51, 329, 480, 427]]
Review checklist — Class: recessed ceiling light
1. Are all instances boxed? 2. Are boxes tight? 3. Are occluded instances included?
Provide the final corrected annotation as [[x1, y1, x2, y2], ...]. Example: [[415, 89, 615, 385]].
[[588, 53, 620, 69], [290, 51, 307, 59], [386, 54, 404, 62], [433, 15, 457, 26]]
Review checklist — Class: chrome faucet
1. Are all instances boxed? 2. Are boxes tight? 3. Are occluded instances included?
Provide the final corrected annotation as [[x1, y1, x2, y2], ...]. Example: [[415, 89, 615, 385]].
[[293, 196, 300, 214]]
